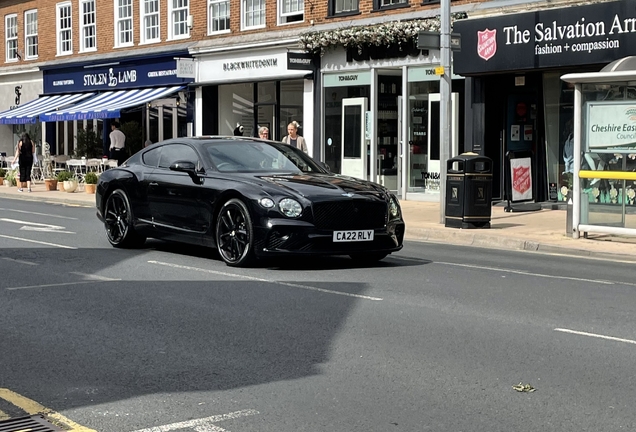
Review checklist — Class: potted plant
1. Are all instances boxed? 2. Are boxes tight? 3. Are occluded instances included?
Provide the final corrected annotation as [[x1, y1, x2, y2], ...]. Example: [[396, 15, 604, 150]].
[[4, 169, 16, 187], [0, 167, 5, 185], [84, 171, 98, 194], [56, 170, 77, 192], [44, 174, 58, 191]]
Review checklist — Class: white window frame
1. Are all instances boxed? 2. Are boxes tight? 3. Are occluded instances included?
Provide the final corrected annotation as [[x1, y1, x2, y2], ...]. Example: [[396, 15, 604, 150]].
[[278, 0, 303, 25], [24, 10, 38, 60], [208, 0, 230, 35], [115, 0, 134, 48], [241, 0, 265, 30], [168, 0, 190, 40], [79, 0, 96, 52], [56, 2, 73, 56], [140, 0, 161, 44], [333, 0, 358, 14], [5, 14, 18, 62]]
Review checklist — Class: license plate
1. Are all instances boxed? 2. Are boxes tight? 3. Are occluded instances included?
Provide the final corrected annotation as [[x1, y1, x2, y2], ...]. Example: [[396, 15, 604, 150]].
[[333, 230, 374, 242]]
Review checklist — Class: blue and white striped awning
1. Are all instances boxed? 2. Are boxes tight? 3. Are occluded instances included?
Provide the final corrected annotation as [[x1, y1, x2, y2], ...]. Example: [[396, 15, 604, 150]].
[[0, 92, 95, 124], [39, 86, 185, 122]]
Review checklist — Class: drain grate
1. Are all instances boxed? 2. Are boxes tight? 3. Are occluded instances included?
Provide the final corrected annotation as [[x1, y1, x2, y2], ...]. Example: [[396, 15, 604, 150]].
[[0, 414, 64, 432]]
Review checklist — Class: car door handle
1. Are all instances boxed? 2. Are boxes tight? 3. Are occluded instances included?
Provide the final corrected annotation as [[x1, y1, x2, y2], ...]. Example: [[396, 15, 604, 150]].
[[149, 182, 159, 186]]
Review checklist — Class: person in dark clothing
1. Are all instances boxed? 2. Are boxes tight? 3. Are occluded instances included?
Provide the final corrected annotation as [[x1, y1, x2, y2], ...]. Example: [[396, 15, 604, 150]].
[[12, 132, 34, 192]]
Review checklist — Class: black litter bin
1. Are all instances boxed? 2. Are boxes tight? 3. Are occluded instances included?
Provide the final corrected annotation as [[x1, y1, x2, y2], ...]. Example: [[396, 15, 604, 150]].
[[445, 153, 493, 229]]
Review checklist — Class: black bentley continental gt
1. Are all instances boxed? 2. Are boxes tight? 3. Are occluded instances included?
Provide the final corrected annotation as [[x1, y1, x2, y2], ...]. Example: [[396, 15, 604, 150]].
[[96, 137, 405, 267]]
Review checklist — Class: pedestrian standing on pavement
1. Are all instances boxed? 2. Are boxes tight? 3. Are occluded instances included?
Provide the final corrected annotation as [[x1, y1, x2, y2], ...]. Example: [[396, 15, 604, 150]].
[[258, 126, 270, 140], [282, 121, 308, 154], [12, 132, 34, 192], [109, 121, 127, 166]]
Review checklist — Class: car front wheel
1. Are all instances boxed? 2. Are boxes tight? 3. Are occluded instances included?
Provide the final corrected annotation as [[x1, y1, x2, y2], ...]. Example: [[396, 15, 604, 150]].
[[216, 198, 255, 267], [104, 189, 146, 248]]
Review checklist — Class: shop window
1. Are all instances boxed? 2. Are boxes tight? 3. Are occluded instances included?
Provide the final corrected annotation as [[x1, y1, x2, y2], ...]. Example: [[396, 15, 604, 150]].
[[56, 3, 72, 56], [5, 14, 18, 62], [279, 0, 303, 25], [24, 10, 38, 59], [242, 0, 265, 29], [208, 0, 230, 34], [115, 0, 133, 47], [80, 0, 96, 52], [141, 0, 160, 43], [373, 0, 407, 10], [219, 83, 254, 136], [329, 0, 358, 16], [169, 0, 190, 39]]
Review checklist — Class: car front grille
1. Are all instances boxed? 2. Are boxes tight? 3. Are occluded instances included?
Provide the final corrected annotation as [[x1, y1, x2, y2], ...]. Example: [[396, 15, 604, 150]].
[[311, 200, 387, 230]]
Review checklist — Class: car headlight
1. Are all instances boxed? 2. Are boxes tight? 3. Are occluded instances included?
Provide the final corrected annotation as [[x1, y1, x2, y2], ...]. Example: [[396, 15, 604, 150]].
[[279, 198, 303, 218], [389, 196, 400, 218], [259, 197, 275, 209]]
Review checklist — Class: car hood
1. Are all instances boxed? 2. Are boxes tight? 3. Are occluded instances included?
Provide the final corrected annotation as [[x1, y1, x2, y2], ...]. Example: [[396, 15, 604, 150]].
[[228, 172, 389, 200]]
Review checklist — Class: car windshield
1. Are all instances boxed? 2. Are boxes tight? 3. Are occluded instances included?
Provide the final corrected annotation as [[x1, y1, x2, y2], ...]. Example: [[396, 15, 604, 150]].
[[203, 141, 324, 174]]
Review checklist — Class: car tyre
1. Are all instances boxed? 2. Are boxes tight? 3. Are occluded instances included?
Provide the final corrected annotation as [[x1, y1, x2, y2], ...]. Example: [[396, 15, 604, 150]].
[[349, 252, 388, 263], [104, 189, 146, 248], [216, 198, 255, 267]]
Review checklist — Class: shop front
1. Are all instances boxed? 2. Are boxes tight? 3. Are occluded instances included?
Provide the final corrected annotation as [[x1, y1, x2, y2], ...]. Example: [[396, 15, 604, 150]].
[[192, 46, 316, 152], [454, 0, 636, 203], [0, 69, 43, 159], [320, 46, 465, 201], [35, 53, 193, 156]]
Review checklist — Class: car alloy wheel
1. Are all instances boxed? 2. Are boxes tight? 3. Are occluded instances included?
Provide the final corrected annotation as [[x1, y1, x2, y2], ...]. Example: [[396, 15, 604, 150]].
[[216, 198, 254, 267], [104, 189, 146, 248]]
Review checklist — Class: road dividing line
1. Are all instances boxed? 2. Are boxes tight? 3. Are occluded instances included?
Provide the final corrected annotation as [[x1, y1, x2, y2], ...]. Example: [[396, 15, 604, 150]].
[[69, 272, 121, 281], [1, 257, 38, 266], [0, 409, 9, 420], [555, 328, 636, 346], [436, 261, 616, 285], [0, 388, 96, 431], [148, 260, 383, 301], [129, 409, 259, 432], [6, 280, 115, 291], [0, 234, 77, 249], [0, 208, 78, 220]]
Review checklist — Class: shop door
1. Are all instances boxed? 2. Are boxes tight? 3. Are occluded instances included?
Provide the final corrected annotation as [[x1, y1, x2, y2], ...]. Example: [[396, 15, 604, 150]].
[[341, 97, 367, 180], [427, 93, 459, 189], [256, 104, 275, 139]]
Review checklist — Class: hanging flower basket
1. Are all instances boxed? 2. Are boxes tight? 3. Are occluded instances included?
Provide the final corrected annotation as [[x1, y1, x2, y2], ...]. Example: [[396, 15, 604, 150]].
[[299, 14, 467, 55]]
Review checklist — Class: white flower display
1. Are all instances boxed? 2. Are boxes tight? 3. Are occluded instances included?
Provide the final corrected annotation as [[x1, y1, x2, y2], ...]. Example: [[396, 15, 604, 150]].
[[560, 186, 569, 200], [627, 188, 635, 204], [592, 187, 600, 197], [299, 14, 467, 55], [610, 187, 618, 198]]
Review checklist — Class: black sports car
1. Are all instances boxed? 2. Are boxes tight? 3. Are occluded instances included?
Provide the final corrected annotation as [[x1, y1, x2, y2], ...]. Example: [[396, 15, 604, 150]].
[[96, 137, 405, 267]]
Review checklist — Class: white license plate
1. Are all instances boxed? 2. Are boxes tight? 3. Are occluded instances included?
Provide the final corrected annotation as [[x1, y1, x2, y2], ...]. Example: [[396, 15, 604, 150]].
[[333, 230, 374, 242]]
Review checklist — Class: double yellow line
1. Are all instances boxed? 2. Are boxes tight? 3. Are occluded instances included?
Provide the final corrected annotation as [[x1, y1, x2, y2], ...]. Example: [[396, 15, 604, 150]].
[[0, 388, 96, 431]]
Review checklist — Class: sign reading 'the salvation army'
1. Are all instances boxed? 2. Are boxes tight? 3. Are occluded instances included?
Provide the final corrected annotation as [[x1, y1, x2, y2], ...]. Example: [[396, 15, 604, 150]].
[[453, 0, 636, 74]]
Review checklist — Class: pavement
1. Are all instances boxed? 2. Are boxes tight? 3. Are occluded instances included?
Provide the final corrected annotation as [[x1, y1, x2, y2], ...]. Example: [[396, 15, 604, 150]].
[[1, 183, 635, 262]]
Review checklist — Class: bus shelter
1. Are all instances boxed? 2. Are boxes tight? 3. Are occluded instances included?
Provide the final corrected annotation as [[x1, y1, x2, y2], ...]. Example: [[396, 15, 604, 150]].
[[561, 57, 636, 239]]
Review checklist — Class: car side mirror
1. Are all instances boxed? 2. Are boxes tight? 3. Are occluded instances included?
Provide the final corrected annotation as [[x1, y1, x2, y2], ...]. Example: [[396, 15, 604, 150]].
[[318, 161, 331, 172], [170, 160, 203, 184]]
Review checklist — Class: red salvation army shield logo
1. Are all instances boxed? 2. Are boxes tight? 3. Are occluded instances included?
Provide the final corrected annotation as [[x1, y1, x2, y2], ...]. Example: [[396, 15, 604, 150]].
[[477, 29, 497, 61], [513, 166, 531, 195]]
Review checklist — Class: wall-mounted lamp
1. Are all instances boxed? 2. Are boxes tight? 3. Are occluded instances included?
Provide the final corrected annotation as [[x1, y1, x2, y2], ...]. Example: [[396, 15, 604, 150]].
[[187, 15, 193, 29]]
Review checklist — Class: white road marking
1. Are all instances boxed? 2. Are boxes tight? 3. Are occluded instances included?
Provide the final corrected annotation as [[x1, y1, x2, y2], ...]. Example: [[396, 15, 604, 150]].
[[0, 218, 75, 233], [555, 328, 636, 346], [0, 234, 76, 249], [148, 260, 383, 301], [6, 280, 115, 291], [0, 218, 65, 228], [129, 409, 259, 432], [0, 208, 78, 220], [1, 257, 38, 266], [69, 272, 120, 281], [435, 261, 615, 285], [20, 226, 76, 233]]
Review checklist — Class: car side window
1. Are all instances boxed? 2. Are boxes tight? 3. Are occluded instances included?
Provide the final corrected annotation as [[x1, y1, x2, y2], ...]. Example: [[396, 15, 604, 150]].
[[142, 147, 162, 168], [158, 144, 200, 170]]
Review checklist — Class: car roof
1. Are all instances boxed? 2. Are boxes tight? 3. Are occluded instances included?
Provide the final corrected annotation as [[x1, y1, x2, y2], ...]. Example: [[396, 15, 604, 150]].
[[157, 136, 277, 145]]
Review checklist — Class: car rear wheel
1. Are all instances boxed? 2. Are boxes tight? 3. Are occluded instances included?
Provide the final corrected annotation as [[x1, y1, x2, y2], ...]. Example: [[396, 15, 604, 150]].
[[104, 189, 146, 248], [349, 252, 388, 263], [216, 198, 254, 267]]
